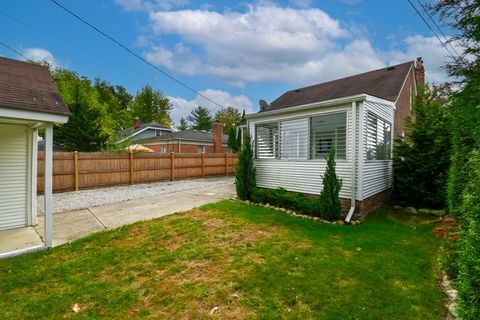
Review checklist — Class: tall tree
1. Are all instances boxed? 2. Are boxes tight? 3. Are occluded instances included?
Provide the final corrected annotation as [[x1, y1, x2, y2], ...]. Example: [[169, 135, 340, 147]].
[[52, 69, 115, 151], [131, 85, 173, 127], [177, 117, 189, 130], [430, 2, 480, 319], [94, 78, 133, 130], [187, 106, 213, 131], [393, 84, 451, 209], [215, 106, 241, 133]]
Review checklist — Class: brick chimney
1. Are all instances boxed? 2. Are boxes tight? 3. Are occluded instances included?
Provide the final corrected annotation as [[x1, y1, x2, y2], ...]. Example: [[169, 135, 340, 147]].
[[212, 120, 223, 153], [415, 57, 425, 88], [133, 117, 141, 129]]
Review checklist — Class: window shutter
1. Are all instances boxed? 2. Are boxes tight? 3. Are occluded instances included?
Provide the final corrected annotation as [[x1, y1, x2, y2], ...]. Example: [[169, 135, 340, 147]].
[[256, 123, 279, 158], [280, 118, 309, 159], [310, 112, 347, 160]]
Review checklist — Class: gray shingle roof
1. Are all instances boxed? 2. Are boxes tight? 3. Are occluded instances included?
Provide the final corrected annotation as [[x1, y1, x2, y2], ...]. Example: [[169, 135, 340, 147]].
[[261, 61, 413, 113], [0, 56, 69, 115], [142, 129, 228, 144], [117, 121, 172, 138]]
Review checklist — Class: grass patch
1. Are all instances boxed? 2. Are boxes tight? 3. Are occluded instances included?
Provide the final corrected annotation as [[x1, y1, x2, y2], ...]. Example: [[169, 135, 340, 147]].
[[0, 201, 445, 319]]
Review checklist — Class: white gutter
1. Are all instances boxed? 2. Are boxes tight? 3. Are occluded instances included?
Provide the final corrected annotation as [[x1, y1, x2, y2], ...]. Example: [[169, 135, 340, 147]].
[[0, 245, 48, 260], [345, 101, 357, 222]]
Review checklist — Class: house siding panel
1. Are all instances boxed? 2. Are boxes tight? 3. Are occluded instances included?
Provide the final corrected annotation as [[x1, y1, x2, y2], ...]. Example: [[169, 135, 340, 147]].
[[250, 106, 353, 198], [0, 124, 28, 230], [361, 101, 394, 199]]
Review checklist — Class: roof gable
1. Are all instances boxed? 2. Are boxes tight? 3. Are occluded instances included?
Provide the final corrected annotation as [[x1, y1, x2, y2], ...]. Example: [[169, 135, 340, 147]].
[[0, 57, 69, 116], [262, 61, 413, 113]]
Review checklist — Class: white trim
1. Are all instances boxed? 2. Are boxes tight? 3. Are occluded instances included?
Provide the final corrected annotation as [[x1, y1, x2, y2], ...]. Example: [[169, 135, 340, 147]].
[[394, 64, 415, 106], [31, 129, 38, 226], [0, 106, 68, 123], [345, 101, 357, 222], [44, 125, 53, 248], [357, 101, 365, 200]]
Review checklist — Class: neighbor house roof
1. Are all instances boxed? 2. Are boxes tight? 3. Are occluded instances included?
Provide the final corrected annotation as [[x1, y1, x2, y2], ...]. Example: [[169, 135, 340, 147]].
[[262, 61, 413, 113], [117, 121, 172, 139], [0, 56, 69, 115], [143, 129, 228, 144]]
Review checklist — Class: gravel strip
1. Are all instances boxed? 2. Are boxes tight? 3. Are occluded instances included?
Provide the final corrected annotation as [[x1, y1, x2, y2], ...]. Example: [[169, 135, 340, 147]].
[[37, 176, 234, 215]]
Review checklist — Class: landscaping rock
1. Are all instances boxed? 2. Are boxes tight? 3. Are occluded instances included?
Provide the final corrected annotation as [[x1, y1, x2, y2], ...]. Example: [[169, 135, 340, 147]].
[[404, 207, 418, 214], [337, 220, 345, 225], [446, 289, 458, 301], [393, 205, 403, 210], [448, 302, 458, 318]]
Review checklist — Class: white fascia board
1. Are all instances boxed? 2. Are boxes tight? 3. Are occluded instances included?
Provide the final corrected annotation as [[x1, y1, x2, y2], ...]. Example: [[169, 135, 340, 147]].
[[246, 94, 367, 120], [364, 94, 396, 108], [0, 106, 68, 124]]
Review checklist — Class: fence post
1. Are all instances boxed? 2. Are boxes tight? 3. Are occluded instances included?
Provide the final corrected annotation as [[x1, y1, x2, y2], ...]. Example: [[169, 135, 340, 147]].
[[170, 152, 175, 181], [225, 153, 228, 176], [130, 151, 134, 184], [74, 151, 79, 191], [201, 153, 205, 178]]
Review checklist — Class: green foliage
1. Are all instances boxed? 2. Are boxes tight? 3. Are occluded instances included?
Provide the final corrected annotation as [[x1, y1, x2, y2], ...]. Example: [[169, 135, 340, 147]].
[[393, 84, 452, 209], [457, 150, 480, 319], [187, 106, 213, 131], [177, 117, 189, 130], [318, 148, 343, 220], [227, 126, 241, 152], [52, 69, 115, 151], [251, 188, 325, 218], [235, 134, 256, 200], [94, 78, 133, 130], [131, 85, 173, 127], [215, 106, 242, 133]]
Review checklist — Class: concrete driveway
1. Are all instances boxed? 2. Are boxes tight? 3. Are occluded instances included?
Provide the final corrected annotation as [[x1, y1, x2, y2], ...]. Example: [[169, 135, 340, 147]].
[[33, 179, 235, 247]]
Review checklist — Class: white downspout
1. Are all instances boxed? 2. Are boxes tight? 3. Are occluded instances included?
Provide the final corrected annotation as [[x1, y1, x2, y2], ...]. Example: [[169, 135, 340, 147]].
[[345, 101, 357, 222]]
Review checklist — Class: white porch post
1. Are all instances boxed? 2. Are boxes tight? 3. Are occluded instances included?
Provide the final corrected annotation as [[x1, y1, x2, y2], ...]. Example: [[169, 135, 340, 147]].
[[44, 125, 53, 248], [31, 129, 38, 226]]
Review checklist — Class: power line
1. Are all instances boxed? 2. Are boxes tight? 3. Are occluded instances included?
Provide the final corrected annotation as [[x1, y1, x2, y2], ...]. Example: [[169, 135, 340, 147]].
[[0, 40, 30, 60], [406, 0, 463, 65], [47, 0, 225, 109], [414, 0, 462, 58]]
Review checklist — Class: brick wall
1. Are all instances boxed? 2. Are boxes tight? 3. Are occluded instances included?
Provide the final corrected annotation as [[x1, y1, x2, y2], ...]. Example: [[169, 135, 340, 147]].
[[393, 68, 415, 138]]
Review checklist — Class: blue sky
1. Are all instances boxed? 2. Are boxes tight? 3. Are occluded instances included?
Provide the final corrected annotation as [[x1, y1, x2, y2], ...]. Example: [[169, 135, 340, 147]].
[[0, 0, 455, 124]]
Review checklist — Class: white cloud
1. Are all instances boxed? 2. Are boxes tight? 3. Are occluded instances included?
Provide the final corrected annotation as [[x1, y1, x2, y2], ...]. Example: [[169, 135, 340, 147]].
[[384, 35, 460, 84], [168, 89, 254, 125], [21, 48, 61, 69]]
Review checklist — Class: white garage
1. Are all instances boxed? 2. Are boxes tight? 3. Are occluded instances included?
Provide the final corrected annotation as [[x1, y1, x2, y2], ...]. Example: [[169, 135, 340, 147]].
[[0, 57, 69, 258]]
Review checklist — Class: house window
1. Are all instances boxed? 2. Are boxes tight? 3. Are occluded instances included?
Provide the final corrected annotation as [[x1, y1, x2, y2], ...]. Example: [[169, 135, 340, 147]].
[[366, 112, 392, 160], [155, 130, 162, 136], [198, 145, 205, 153], [256, 122, 279, 159], [310, 112, 347, 160], [161, 145, 166, 153], [409, 87, 413, 112], [280, 118, 309, 159]]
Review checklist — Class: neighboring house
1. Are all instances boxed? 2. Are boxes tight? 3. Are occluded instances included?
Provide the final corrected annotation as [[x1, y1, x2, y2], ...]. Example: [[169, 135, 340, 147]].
[[118, 120, 230, 154], [117, 117, 173, 143], [247, 58, 424, 221], [0, 57, 69, 257]]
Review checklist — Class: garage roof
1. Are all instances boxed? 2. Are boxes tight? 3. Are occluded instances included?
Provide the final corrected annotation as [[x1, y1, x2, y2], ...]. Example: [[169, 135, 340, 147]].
[[0, 57, 69, 116]]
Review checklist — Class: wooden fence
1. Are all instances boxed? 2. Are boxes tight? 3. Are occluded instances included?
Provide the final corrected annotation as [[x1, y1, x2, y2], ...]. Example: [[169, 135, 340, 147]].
[[37, 152, 237, 193]]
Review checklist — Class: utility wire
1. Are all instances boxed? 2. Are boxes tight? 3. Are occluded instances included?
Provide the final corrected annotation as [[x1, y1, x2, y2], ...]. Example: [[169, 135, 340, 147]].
[[0, 11, 158, 83], [406, 0, 463, 65], [0, 40, 30, 60], [48, 0, 225, 109], [414, 0, 462, 58]]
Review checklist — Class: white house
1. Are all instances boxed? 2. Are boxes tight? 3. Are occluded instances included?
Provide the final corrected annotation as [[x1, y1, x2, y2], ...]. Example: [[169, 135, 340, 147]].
[[0, 57, 69, 258], [247, 58, 425, 221]]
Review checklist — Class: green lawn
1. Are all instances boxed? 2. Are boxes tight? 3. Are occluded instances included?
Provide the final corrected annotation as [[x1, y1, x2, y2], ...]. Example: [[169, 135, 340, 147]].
[[0, 201, 445, 319]]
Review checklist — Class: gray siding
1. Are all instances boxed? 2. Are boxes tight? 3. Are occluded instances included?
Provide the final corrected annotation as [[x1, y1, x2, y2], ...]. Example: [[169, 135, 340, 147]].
[[132, 128, 170, 142]]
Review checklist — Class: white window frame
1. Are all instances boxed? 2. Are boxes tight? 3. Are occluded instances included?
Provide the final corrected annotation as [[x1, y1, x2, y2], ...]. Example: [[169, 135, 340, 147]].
[[309, 111, 347, 160], [161, 145, 166, 153], [255, 122, 279, 159], [198, 145, 205, 154], [366, 111, 392, 161]]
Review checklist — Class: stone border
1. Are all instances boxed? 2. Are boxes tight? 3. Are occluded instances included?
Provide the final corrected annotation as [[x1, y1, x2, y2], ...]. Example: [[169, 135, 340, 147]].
[[441, 274, 458, 319], [231, 197, 362, 226]]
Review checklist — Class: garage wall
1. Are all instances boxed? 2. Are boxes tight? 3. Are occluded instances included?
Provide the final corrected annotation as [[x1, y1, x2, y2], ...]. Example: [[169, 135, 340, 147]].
[[0, 124, 29, 230]]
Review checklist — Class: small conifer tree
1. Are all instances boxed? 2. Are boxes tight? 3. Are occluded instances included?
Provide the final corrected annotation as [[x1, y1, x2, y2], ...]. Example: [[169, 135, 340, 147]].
[[319, 148, 343, 220], [235, 134, 256, 200]]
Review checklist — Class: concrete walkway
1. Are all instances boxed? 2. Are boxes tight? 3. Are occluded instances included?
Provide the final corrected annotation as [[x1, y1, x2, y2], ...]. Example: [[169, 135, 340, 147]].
[[3, 179, 235, 252]]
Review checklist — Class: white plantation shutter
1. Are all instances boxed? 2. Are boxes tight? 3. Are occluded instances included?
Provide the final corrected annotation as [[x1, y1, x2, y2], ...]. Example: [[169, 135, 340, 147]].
[[366, 111, 392, 160], [310, 112, 347, 160], [280, 118, 309, 159], [256, 122, 279, 158]]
